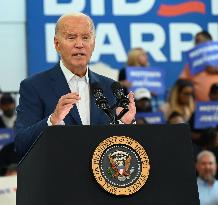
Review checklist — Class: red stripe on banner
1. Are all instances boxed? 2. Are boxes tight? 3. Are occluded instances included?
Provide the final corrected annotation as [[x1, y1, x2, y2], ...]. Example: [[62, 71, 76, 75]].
[[158, 1, 206, 17]]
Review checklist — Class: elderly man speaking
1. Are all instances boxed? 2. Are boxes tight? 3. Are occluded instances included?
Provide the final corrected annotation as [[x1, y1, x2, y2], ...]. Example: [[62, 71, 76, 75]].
[[15, 12, 136, 160]]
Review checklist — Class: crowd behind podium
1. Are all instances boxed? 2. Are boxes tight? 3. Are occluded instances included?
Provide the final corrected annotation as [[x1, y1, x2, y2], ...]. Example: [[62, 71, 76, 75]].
[[0, 30, 218, 204]]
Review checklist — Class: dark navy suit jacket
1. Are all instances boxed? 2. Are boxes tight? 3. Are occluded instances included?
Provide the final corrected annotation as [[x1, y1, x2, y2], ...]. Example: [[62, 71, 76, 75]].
[[15, 64, 116, 160]]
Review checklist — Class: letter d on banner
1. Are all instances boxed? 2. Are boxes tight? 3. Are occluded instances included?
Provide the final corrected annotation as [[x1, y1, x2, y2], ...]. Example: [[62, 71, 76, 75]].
[[113, 0, 155, 15]]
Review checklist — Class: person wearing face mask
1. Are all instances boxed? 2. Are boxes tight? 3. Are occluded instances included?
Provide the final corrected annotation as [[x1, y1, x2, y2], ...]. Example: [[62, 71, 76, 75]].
[[0, 94, 16, 128]]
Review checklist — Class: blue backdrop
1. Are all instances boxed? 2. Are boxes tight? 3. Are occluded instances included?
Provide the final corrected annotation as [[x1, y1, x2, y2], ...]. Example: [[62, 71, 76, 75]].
[[26, 0, 218, 89]]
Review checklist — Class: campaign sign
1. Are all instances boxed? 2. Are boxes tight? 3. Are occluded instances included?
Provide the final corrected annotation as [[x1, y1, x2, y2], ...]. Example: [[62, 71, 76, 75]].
[[26, 0, 218, 89], [187, 41, 218, 75], [194, 102, 218, 129], [0, 129, 14, 150], [126, 67, 165, 95], [136, 112, 165, 124]]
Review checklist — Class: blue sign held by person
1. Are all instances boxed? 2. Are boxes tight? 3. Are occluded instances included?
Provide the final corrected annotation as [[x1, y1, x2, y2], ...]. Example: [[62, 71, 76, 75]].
[[194, 102, 218, 129], [187, 41, 218, 75], [26, 0, 218, 90], [136, 112, 165, 124], [126, 67, 166, 95]]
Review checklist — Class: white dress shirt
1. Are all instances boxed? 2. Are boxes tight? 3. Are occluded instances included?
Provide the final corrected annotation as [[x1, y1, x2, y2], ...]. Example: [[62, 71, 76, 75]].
[[47, 61, 132, 125], [47, 61, 90, 125]]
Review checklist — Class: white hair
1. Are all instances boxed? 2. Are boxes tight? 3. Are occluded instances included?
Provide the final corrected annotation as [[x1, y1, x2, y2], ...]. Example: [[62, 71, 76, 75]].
[[196, 150, 216, 163]]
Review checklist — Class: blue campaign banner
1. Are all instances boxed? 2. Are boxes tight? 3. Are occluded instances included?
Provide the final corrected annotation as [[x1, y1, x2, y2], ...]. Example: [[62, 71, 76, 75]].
[[187, 41, 218, 75], [26, 0, 218, 89], [0, 129, 14, 150], [194, 102, 218, 129], [126, 66, 165, 94], [136, 112, 165, 124]]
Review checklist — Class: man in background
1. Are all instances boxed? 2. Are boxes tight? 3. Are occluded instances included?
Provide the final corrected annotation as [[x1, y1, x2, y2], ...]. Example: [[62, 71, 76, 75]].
[[196, 150, 218, 205], [0, 94, 16, 128], [134, 87, 152, 113]]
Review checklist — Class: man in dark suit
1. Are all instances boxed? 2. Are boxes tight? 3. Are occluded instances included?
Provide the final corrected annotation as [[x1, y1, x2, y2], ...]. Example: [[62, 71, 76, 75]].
[[15, 12, 136, 160]]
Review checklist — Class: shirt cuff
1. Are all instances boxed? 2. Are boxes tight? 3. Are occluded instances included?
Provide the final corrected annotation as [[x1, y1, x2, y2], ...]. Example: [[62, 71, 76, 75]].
[[47, 114, 65, 126], [118, 119, 136, 124]]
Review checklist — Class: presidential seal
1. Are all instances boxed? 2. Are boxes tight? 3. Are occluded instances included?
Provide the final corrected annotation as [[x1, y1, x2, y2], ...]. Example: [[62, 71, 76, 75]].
[[92, 136, 150, 196]]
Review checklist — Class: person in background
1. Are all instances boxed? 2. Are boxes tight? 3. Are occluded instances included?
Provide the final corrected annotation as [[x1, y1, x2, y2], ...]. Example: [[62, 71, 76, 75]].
[[196, 150, 218, 205], [118, 48, 149, 94], [0, 94, 16, 128], [0, 143, 17, 176], [134, 88, 152, 125], [4, 164, 17, 176], [136, 117, 148, 125], [180, 31, 218, 102], [200, 128, 218, 174], [159, 79, 195, 122], [209, 83, 218, 101], [134, 87, 152, 113], [167, 111, 185, 124], [201, 128, 218, 150], [189, 83, 218, 145]]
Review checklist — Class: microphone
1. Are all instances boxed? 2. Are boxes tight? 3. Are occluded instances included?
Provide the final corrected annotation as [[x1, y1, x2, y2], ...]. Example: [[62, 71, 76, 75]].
[[111, 82, 129, 109], [91, 83, 117, 124], [92, 83, 108, 109], [111, 82, 130, 120]]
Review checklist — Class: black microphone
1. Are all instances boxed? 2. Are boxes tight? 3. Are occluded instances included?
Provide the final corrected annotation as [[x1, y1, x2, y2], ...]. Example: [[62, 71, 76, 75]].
[[111, 82, 130, 121], [111, 82, 129, 109], [92, 83, 108, 109], [91, 83, 117, 124]]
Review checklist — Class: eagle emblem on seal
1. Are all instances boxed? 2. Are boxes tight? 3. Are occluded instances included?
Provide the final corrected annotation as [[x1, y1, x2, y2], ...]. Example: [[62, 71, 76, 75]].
[[107, 150, 134, 181]]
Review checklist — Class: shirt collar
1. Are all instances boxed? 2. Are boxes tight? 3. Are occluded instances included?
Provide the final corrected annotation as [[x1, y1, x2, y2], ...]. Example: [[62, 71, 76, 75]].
[[197, 176, 215, 186], [60, 60, 89, 83]]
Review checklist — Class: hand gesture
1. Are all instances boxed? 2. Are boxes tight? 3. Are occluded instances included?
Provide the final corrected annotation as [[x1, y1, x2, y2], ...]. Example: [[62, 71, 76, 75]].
[[51, 92, 80, 125], [116, 92, 136, 124]]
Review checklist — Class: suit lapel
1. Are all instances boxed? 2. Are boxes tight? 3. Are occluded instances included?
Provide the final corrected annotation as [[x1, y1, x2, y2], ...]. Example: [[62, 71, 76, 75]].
[[49, 64, 82, 125], [89, 70, 103, 125]]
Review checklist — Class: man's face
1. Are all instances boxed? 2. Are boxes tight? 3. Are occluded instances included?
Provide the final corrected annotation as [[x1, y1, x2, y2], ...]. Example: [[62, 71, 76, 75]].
[[54, 16, 95, 75], [196, 155, 217, 182]]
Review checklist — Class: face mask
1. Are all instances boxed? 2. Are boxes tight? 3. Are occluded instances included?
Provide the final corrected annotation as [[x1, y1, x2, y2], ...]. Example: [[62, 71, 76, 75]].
[[3, 109, 15, 118]]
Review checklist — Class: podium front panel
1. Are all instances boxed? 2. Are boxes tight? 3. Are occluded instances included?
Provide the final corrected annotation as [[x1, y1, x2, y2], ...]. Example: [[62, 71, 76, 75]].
[[17, 124, 199, 205]]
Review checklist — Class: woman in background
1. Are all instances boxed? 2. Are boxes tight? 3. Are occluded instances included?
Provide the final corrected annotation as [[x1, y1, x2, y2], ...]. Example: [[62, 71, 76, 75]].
[[160, 79, 195, 122], [118, 47, 149, 93]]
